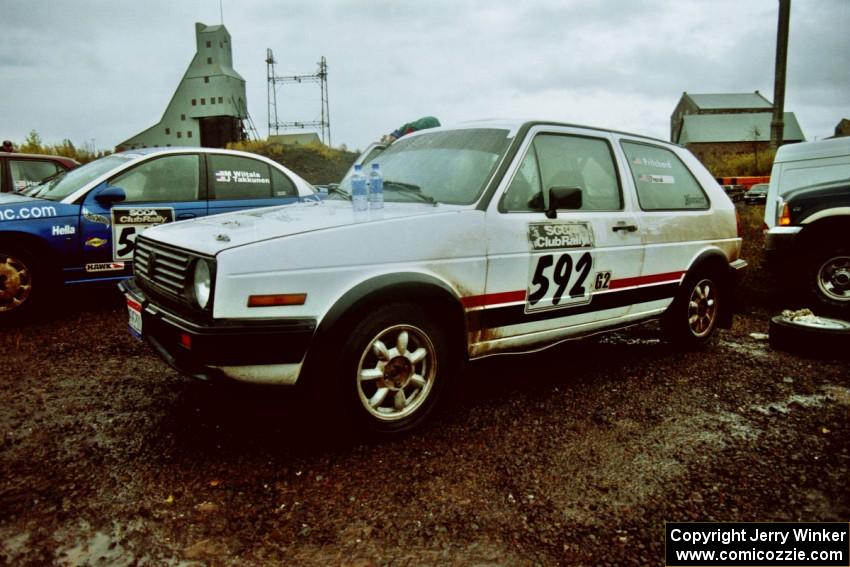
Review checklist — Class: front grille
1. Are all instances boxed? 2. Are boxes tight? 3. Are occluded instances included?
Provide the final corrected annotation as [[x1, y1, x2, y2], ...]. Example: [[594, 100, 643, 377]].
[[134, 236, 193, 298]]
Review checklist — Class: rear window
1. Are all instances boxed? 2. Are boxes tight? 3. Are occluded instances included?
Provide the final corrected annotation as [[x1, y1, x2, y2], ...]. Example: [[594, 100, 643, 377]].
[[621, 142, 709, 210]]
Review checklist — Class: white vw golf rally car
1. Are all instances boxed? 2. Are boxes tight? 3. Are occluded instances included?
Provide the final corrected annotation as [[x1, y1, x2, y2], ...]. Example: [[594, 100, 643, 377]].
[[121, 120, 747, 434]]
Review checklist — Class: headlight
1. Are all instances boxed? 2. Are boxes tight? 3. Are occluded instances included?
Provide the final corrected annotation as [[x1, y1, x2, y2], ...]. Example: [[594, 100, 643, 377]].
[[192, 259, 212, 309]]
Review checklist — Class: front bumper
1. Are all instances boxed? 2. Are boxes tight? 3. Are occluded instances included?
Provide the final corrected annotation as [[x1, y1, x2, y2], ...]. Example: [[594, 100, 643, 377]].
[[120, 278, 316, 385], [764, 226, 803, 268]]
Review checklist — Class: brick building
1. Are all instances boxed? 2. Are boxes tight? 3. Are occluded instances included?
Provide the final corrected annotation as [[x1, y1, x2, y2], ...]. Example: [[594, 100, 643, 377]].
[[670, 92, 805, 163], [831, 118, 850, 138]]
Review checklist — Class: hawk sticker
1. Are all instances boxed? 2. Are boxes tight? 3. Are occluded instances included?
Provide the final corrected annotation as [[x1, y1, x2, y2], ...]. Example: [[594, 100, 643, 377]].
[[86, 262, 125, 273]]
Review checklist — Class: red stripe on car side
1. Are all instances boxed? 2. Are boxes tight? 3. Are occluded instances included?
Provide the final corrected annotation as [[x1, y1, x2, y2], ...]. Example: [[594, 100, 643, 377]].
[[607, 271, 685, 290], [461, 290, 527, 309], [461, 271, 685, 308]]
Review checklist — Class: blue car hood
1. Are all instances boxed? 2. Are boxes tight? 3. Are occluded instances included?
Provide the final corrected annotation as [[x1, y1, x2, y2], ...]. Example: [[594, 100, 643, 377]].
[[0, 193, 79, 222]]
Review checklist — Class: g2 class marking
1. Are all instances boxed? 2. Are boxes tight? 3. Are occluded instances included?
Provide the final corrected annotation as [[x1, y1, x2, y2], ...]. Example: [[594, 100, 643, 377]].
[[594, 271, 612, 291]]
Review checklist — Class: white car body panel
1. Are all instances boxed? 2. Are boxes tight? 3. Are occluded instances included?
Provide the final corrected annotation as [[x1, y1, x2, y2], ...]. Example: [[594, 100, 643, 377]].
[[129, 119, 744, 385]]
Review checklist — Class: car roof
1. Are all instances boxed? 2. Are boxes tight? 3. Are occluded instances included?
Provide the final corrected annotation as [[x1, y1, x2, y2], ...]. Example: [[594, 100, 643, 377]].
[[413, 118, 671, 145], [0, 152, 80, 164], [114, 146, 253, 158], [774, 137, 850, 163]]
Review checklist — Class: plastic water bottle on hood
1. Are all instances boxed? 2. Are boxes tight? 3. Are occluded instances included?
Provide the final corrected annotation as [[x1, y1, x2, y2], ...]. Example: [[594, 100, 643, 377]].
[[369, 163, 384, 209], [351, 164, 368, 212]]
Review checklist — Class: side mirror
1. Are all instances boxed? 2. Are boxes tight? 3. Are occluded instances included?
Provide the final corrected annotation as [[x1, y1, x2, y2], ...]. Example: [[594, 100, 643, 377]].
[[545, 186, 582, 219], [94, 184, 127, 206]]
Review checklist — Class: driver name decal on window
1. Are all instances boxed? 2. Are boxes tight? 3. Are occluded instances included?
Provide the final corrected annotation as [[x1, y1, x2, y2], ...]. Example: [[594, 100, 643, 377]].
[[214, 170, 270, 184], [528, 222, 594, 251], [631, 156, 672, 169], [638, 174, 675, 184]]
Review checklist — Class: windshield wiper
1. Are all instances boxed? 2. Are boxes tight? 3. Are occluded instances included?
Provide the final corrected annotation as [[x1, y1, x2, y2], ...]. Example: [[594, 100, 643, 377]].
[[327, 184, 351, 200], [383, 180, 437, 204], [22, 170, 68, 197]]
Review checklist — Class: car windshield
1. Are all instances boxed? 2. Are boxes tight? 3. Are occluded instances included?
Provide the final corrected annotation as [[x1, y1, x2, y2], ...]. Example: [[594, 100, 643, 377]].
[[26, 155, 134, 201], [337, 128, 512, 205]]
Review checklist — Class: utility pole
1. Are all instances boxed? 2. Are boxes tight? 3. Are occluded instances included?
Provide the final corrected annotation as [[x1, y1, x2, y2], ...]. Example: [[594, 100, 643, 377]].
[[771, 0, 791, 150]]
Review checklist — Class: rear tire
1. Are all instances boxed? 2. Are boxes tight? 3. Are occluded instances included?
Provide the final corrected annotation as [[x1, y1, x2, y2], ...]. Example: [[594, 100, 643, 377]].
[[661, 269, 723, 348]]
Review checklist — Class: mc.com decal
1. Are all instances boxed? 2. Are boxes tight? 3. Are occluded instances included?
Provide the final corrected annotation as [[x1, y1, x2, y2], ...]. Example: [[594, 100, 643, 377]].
[[1, 205, 57, 221]]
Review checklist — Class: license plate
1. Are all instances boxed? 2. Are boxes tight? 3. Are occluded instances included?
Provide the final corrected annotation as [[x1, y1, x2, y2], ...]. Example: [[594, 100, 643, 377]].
[[126, 297, 143, 339]]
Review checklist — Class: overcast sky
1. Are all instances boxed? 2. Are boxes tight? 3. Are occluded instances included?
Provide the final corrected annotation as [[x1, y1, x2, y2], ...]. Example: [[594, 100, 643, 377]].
[[1, 0, 847, 152]]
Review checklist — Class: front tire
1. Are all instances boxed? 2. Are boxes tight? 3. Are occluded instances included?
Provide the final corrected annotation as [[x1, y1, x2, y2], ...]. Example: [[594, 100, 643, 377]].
[[335, 303, 451, 435], [0, 246, 40, 324], [662, 269, 723, 347]]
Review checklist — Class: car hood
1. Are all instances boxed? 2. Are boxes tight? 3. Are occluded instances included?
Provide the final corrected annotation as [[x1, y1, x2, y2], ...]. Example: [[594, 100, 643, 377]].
[[143, 200, 458, 256], [0, 192, 79, 221], [0, 192, 41, 206]]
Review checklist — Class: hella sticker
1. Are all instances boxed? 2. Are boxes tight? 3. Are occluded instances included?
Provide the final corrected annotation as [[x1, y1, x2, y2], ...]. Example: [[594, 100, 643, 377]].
[[86, 262, 125, 273], [51, 225, 76, 236]]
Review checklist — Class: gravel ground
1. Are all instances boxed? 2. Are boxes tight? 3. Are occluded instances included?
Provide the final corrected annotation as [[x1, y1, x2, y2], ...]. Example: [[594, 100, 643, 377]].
[[1, 205, 848, 566]]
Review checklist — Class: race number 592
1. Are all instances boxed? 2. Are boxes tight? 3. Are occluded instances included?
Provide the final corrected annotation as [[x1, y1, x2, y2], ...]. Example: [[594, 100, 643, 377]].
[[526, 251, 594, 312]]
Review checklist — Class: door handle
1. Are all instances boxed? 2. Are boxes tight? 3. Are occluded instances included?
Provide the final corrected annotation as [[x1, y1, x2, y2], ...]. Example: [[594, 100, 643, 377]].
[[177, 213, 196, 220], [612, 223, 638, 233]]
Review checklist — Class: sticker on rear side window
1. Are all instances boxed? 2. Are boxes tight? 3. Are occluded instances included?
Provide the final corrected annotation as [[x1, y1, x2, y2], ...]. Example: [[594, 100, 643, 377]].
[[214, 170, 270, 184]]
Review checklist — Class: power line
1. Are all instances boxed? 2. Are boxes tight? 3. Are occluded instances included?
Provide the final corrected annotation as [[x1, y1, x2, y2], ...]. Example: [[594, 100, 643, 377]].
[[266, 50, 331, 145]]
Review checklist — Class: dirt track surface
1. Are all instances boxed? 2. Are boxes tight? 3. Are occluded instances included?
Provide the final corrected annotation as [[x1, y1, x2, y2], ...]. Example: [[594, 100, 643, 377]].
[[1, 287, 848, 566], [2, 206, 849, 566]]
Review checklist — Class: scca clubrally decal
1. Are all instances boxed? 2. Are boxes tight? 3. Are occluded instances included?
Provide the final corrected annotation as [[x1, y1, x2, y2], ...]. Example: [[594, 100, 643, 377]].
[[528, 222, 594, 251]]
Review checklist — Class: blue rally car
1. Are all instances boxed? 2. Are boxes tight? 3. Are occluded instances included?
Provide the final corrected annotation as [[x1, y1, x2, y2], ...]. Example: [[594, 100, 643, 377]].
[[0, 147, 318, 322]]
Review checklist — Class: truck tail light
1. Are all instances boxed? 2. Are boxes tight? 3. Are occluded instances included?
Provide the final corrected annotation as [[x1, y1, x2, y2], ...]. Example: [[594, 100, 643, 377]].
[[735, 208, 743, 237], [778, 203, 792, 226]]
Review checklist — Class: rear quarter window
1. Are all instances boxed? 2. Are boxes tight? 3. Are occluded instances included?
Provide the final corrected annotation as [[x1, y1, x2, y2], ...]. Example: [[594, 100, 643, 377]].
[[209, 155, 273, 200], [621, 142, 709, 210]]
